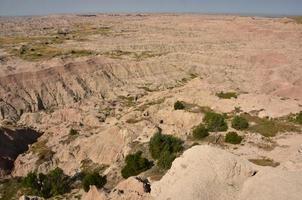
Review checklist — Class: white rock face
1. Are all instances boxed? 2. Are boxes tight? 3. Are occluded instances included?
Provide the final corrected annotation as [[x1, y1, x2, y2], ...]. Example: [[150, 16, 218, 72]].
[[82, 177, 152, 200], [82, 186, 107, 200], [239, 169, 302, 200], [151, 145, 302, 200], [151, 145, 256, 200]]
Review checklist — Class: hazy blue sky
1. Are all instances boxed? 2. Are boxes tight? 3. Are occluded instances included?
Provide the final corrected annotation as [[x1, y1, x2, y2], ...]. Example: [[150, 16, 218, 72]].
[[0, 0, 301, 16]]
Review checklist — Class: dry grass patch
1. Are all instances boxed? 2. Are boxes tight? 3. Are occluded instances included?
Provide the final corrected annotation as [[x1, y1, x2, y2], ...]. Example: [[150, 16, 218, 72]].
[[102, 50, 165, 61], [216, 91, 238, 99], [136, 98, 165, 111], [80, 158, 108, 173], [242, 113, 300, 137], [0, 178, 25, 200], [30, 140, 54, 165], [249, 157, 280, 167], [118, 95, 136, 107], [182, 102, 213, 113], [11, 43, 95, 61], [71, 24, 112, 41], [126, 118, 144, 124], [291, 16, 302, 24]]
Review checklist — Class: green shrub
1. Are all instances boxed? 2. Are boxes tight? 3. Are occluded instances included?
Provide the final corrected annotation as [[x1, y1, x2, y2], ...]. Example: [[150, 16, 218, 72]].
[[149, 132, 183, 170], [295, 112, 302, 124], [232, 116, 249, 130], [174, 101, 185, 110], [69, 128, 79, 136], [82, 172, 107, 192], [149, 132, 183, 160], [0, 178, 23, 200], [157, 150, 176, 170], [121, 151, 153, 179], [192, 124, 209, 140], [225, 132, 243, 144], [203, 112, 228, 132], [22, 168, 71, 198], [216, 92, 238, 99]]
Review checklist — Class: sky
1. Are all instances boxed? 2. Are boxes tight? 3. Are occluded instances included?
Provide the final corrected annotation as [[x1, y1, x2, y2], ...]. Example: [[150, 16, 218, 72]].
[[0, 0, 302, 16]]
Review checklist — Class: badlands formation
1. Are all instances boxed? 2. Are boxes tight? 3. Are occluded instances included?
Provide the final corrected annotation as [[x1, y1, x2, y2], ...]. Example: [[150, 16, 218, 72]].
[[0, 14, 302, 199]]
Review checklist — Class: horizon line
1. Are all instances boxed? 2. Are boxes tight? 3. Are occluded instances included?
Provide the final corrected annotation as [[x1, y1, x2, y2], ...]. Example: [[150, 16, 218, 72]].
[[1, 11, 301, 18]]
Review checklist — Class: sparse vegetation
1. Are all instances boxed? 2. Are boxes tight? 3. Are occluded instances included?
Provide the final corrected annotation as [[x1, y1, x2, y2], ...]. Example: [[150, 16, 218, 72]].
[[80, 159, 108, 174], [216, 91, 238, 99], [149, 132, 183, 170], [136, 98, 165, 112], [232, 116, 249, 130], [82, 172, 107, 192], [30, 140, 54, 165], [294, 111, 302, 124], [192, 124, 209, 140], [11, 43, 95, 61], [234, 106, 242, 114], [248, 157, 280, 167], [103, 50, 132, 59], [180, 102, 213, 113], [61, 129, 80, 145], [118, 95, 136, 107], [0, 178, 24, 200], [157, 151, 176, 170], [126, 118, 143, 124], [0, 31, 95, 61], [121, 151, 153, 178], [174, 101, 185, 110], [22, 168, 71, 198], [242, 113, 300, 137], [225, 132, 243, 144], [291, 16, 302, 24], [203, 112, 228, 132], [102, 50, 165, 60], [69, 128, 79, 136]]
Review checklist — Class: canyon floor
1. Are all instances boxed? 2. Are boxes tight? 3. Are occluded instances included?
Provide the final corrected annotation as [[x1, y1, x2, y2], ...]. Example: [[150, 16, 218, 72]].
[[0, 14, 302, 200]]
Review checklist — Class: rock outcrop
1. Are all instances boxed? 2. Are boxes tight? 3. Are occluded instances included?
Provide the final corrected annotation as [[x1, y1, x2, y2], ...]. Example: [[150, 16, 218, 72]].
[[82, 177, 152, 200], [0, 126, 41, 177], [151, 145, 302, 200], [0, 57, 186, 121]]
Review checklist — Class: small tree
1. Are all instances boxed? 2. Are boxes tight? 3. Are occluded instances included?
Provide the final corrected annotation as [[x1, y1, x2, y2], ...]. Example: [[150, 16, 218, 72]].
[[121, 151, 153, 179], [22, 168, 70, 198], [231, 116, 249, 130], [82, 172, 107, 192], [149, 132, 183, 160], [149, 132, 183, 170], [203, 112, 228, 132], [174, 101, 185, 110], [193, 124, 209, 140], [225, 132, 243, 144]]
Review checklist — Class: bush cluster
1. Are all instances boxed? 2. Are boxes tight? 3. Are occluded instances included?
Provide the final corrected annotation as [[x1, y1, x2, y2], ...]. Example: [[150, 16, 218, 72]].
[[69, 128, 79, 136], [216, 91, 238, 99], [203, 112, 228, 132], [192, 124, 209, 140], [121, 151, 153, 179], [225, 132, 243, 144], [295, 112, 302, 124], [149, 132, 183, 169], [174, 101, 185, 110], [82, 172, 107, 192], [22, 168, 70, 198], [157, 151, 176, 169], [231, 116, 249, 130]]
